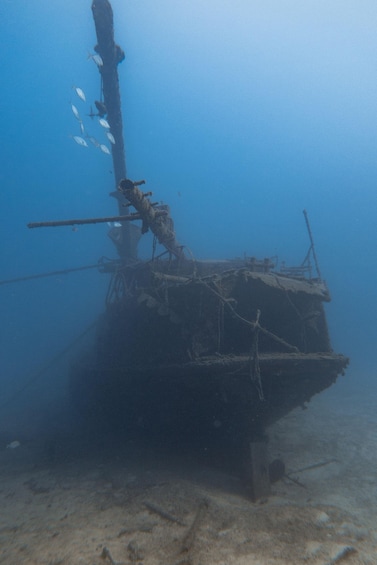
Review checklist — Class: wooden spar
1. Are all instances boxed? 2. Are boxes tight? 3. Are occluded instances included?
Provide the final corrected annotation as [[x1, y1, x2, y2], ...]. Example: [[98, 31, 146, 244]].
[[90, 2, 183, 260], [27, 211, 167, 230], [119, 179, 185, 259], [91, 0, 136, 259], [91, 0, 126, 184]]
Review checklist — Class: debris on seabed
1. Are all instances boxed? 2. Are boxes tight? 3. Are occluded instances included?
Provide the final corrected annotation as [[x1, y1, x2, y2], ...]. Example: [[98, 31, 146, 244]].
[[144, 500, 186, 526], [180, 498, 209, 553]]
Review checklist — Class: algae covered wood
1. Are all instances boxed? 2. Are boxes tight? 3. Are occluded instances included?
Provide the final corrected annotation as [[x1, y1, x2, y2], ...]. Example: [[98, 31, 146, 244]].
[[92, 0, 137, 259], [91, 0, 126, 186], [118, 179, 185, 259], [68, 0, 349, 500]]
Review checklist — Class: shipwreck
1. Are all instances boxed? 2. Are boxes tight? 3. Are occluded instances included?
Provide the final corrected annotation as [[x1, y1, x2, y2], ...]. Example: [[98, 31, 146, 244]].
[[28, 0, 348, 499]]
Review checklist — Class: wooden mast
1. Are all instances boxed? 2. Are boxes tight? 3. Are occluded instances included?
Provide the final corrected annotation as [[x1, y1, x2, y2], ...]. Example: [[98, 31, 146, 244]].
[[91, 0, 136, 259]]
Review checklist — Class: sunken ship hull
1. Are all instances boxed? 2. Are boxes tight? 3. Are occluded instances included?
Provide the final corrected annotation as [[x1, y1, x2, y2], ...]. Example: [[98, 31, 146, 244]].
[[71, 255, 348, 466], [67, 2, 347, 458], [32, 0, 348, 498]]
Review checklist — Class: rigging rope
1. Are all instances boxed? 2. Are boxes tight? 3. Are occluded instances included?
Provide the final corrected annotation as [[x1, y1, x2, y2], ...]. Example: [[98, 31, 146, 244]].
[[0, 263, 101, 286], [0, 319, 99, 410]]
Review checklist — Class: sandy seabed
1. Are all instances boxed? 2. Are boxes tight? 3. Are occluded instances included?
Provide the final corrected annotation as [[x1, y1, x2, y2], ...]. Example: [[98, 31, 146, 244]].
[[0, 383, 376, 565]]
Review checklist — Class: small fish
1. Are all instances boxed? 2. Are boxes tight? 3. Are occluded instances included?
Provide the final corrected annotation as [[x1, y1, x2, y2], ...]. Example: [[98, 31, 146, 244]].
[[79, 121, 85, 135], [6, 440, 20, 449], [74, 86, 86, 102], [88, 135, 100, 147], [71, 104, 81, 121], [99, 118, 110, 129], [107, 221, 122, 228], [106, 131, 115, 144], [99, 144, 111, 155], [88, 52, 103, 67], [73, 135, 88, 147]]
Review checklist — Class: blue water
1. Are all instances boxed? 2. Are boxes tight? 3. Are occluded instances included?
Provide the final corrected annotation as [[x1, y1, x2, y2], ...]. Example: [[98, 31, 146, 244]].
[[1, 0, 376, 417]]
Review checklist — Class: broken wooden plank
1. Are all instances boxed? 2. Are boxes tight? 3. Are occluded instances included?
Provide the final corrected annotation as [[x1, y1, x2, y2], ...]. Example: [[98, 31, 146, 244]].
[[180, 499, 209, 553], [144, 501, 186, 526], [244, 442, 271, 501]]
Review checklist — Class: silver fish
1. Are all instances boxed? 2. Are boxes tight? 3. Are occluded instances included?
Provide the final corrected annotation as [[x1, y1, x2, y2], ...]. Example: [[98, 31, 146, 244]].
[[74, 86, 86, 102], [99, 144, 111, 155], [73, 135, 88, 147], [71, 104, 81, 121], [79, 121, 85, 135], [88, 135, 100, 147], [99, 118, 110, 129], [88, 52, 103, 67], [106, 131, 116, 144]]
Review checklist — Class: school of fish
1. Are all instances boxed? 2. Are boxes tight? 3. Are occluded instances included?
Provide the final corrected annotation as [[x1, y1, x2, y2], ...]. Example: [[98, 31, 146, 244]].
[[70, 83, 114, 156]]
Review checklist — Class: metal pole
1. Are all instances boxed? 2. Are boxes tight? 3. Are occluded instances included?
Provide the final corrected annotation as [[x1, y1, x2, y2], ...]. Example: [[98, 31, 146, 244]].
[[27, 211, 166, 229], [303, 209, 322, 280], [91, 0, 137, 259]]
